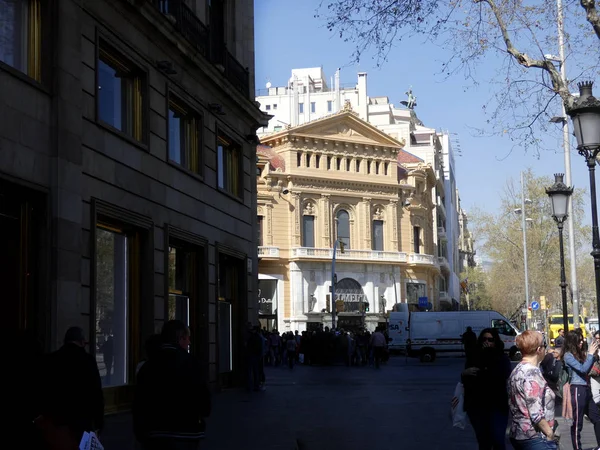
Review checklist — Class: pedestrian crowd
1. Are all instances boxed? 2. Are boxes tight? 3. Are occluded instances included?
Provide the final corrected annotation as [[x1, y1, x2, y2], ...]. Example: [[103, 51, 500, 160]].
[[244, 325, 392, 390], [10, 320, 210, 450], [454, 325, 600, 450]]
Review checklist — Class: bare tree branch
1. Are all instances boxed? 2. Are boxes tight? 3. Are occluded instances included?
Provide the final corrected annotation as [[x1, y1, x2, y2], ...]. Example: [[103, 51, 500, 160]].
[[581, 0, 600, 39]]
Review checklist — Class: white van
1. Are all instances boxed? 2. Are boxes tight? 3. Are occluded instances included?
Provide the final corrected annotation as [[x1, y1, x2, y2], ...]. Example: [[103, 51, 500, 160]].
[[388, 304, 521, 362]]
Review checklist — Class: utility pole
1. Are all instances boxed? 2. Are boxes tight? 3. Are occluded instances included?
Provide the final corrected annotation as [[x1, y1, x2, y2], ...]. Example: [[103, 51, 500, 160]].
[[521, 172, 531, 320], [557, 0, 580, 328]]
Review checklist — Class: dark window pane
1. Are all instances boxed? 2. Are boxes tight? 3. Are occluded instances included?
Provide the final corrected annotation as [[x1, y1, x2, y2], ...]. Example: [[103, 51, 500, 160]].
[[0, 0, 27, 72], [217, 135, 241, 196], [302, 215, 315, 247], [98, 59, 122, 130], [372, 220, 384, 251], [413, 226, 420, 253], [95, 228, 129, 387], [168, 108, 182, 164], [257, 216, 264, 246], [337, 210, 350, 249]]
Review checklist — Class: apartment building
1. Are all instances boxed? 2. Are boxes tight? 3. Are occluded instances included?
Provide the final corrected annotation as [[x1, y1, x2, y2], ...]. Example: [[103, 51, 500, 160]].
[[0, 0, 267, 410]]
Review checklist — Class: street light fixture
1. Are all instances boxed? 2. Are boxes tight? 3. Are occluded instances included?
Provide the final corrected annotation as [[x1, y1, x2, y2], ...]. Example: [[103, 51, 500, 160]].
[[566, 81, 600, 327], [546, 173, 574, 333]]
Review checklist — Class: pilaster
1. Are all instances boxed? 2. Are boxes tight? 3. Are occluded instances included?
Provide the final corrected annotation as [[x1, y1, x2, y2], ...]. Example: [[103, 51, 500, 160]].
[[362, 197, 372, 249], [321, 194, 331, 247], [389, 199, 398, 251], [292, 192, 301, 246]]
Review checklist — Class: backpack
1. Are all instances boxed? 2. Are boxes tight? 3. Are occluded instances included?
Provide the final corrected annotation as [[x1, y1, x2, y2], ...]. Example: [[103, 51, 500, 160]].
[[556, 362, 572, 399]]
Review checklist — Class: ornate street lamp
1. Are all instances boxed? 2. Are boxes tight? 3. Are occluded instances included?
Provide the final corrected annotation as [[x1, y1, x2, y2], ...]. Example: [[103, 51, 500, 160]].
[[546, 174, 574, 333], [566, 81, 600, 325]]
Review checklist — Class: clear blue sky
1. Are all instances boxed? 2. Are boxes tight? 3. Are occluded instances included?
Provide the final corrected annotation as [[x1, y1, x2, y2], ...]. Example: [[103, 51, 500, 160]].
[[254, 0, 592, 230]]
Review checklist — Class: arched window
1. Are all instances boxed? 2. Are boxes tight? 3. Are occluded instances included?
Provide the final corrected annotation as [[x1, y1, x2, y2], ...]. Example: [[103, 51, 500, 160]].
[[302, 202, 316, 247], [336, 209, 350, 249], [302, 215, 315, 247], [372, 219, 384, 251]]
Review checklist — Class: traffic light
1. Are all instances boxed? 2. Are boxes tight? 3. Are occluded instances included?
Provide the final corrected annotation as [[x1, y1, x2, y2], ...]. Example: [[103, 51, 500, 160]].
[[365, 302, 370, 312], [339, 240, 345, 253], [326, 294, 331, 312], [540, 296, 547, 310]]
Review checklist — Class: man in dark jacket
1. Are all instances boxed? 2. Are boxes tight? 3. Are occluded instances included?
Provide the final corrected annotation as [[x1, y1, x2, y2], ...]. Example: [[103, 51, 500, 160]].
[[134, 320, 211, 450], [462, 326, 477, 368], [39, 327, 104, 442]]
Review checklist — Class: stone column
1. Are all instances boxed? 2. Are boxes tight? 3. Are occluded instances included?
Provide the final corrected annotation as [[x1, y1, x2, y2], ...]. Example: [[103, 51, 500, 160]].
[[289, 262, 303, 322]]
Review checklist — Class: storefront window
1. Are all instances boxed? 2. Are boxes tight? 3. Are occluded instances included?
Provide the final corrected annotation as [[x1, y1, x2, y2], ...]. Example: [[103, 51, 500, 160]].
[[218, 253, 243, 377], [406, 282, 426, 305], [95, 227, 129, 387]]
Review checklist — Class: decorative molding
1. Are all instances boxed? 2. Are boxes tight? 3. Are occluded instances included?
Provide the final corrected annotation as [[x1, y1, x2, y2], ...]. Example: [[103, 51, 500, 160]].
[[303, 201, 316, 216], [373, 205, 385, 221]]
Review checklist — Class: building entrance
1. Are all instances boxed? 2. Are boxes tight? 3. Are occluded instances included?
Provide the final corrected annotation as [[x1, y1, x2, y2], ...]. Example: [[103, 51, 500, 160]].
[[0, 180, 45, 341]]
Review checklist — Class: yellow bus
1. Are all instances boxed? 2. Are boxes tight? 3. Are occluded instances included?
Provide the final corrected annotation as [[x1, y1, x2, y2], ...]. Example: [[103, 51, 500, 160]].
[[548, 314, 586, 344]]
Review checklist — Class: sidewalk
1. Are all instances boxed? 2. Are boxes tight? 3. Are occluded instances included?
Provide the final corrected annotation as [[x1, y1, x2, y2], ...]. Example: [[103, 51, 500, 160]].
[[555, 415, 598, 450], [101, 369, 299, 450]]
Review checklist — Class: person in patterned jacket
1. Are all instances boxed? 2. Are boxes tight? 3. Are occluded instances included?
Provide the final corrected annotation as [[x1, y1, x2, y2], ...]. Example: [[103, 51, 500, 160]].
[[508, 331, 558, 449]]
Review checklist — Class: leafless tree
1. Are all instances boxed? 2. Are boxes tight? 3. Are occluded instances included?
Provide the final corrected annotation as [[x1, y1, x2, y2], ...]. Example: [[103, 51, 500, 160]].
[[318, 0, 600, 155]]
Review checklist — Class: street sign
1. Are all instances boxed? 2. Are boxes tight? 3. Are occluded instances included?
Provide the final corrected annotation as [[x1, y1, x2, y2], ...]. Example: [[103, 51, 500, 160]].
[[531, 301, 540, 311], [418, 296, 428, 308]]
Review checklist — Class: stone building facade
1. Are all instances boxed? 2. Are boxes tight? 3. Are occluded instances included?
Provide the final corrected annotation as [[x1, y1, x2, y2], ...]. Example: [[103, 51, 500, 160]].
[[0, 0, 267, 411], [256, 110, 441, 333]]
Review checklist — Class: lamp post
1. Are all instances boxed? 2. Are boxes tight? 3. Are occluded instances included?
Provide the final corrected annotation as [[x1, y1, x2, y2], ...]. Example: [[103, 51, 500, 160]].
[[566, 81, 600, 325], [546, 173, 574, 333]]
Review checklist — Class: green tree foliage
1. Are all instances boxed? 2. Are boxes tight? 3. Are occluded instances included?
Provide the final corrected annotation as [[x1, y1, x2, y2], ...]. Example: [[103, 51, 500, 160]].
[[470, 170, 591, 318], [459, 265, 493, 311]]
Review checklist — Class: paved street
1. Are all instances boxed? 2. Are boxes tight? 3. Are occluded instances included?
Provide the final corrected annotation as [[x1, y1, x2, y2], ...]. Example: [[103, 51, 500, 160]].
[[103, 356, 599, 449]]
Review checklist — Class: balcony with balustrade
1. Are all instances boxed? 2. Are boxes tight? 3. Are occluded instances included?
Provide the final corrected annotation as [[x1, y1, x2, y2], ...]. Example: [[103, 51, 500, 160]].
[[438, 256, 451, 273], [149, 0, 250, 98], [291, 247, 408, 263], [437, 225, 447, 241], [408, 253, 438, 266], [258, 246, 280, 259]]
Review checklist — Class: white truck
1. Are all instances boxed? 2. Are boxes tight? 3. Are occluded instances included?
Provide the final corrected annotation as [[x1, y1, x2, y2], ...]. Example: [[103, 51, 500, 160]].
[[388, 303, 521, 362]]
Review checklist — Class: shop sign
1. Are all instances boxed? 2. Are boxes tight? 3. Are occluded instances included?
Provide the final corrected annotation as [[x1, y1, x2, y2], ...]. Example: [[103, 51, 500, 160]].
[[258, 279, 277, 315]]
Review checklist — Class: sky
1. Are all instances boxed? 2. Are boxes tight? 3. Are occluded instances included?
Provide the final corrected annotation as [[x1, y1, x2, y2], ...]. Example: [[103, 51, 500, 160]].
[[253, 0, 594, 232]]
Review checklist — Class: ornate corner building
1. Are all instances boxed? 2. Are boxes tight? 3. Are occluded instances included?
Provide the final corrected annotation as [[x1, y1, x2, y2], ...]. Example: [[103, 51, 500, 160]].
[[256, 110, 442, 332]]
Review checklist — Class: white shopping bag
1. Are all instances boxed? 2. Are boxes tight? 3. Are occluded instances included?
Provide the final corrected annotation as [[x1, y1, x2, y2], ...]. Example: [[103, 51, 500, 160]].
[[451, 382, 467, 430], [79, 431, 104, 450], [592, 378, 600, 404]]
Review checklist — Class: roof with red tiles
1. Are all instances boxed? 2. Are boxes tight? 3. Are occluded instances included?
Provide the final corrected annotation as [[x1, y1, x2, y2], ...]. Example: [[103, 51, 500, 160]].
[[397, 149, 423, 165], [257, 145, 285, 172]]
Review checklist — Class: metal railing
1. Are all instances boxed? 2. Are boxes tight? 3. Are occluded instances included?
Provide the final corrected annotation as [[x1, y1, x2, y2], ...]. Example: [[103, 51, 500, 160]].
[[150, 0, 249, 97], [225, 48, 250, 97], [152, 0, 209, 57]]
